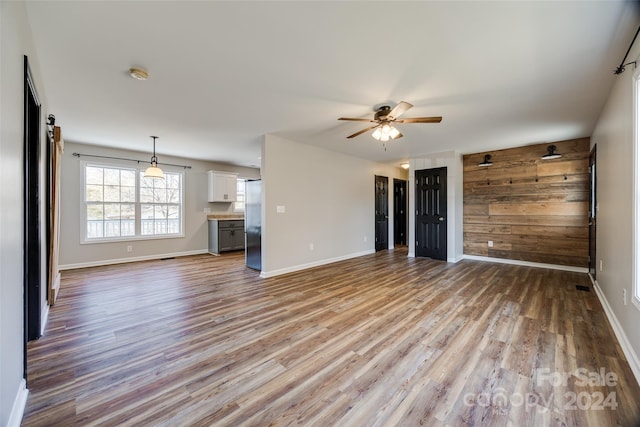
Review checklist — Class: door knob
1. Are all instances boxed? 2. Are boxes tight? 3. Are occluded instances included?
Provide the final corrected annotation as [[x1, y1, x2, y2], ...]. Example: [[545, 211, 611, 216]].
[[439, 217, 444, 221]]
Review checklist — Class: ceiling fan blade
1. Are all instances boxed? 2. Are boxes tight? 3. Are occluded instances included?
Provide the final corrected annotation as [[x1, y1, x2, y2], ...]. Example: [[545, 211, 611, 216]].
[[396, 116, 442, 123], [393, 131, 404, 139], [347, 125, 380, 139], [338, 117, 377, 122], [387, 101, 413, 120]]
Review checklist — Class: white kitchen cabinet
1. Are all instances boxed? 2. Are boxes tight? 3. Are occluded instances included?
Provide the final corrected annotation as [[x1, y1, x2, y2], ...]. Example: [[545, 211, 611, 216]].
[[208, 171, 238, 202]]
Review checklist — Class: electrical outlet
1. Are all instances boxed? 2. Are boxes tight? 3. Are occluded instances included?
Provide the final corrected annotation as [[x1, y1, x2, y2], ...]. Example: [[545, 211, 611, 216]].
[[127, 245, 133, 253], [623, 289, 628, 306], [600, 260, 603, 272], [203, 207, 211, 213], [488, 240, 494, 248], [309, 243, 314, 251], [364, 236, 367, 242]]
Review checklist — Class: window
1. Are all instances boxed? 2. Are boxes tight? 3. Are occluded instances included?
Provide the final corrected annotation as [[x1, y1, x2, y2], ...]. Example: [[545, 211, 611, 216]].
[[234, 178, 245, 212], [634, 68, 640, 309], [140, 172, 182, 236], [85, 165, 136, 239], [82, 162, 183, 242]]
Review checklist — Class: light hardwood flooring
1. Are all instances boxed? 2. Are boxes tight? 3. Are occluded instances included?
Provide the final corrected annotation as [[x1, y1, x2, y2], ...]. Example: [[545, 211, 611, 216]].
[[22, 249, 640, 426]]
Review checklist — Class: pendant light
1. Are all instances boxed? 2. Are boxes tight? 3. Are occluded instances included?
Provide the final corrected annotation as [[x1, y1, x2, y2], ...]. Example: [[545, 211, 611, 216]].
[[144, 136, 164, 179]]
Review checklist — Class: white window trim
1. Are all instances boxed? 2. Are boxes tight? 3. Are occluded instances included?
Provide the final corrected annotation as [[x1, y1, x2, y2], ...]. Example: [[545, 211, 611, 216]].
[[632, 66, 640, 310], [80, 160, 185, 244], [233, 177, 246, 213]]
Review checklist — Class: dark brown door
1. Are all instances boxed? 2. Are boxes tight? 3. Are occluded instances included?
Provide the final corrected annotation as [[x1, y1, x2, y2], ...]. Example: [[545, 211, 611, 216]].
[[375, 175, 389, 251], [589, 145, 597, 277], [24, 56, 42, 352], [415, 167, 447, 260], [393, 179, 407, 245]]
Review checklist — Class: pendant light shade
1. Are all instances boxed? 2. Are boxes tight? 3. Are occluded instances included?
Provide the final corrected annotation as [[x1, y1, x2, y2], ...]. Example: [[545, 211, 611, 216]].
[[144, 164, 164, 179], [144, 136, 164, 179]]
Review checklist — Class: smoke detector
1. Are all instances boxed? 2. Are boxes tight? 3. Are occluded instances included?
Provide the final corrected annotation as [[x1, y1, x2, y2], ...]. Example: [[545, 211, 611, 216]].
[[129, 67, 148, 81]]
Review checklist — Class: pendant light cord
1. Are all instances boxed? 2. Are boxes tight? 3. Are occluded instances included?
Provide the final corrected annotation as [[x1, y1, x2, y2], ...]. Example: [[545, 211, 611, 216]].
[[151, 136, 159, 165]]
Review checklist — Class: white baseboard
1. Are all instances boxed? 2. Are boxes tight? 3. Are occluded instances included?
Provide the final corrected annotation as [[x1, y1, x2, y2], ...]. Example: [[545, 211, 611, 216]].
[[40, 303, 49, 336], [462, 254, 589, 273], [591, 278, 640, 387], [260, 250, 375, 278], [59, 249, 209, 270], [7, 379, 28, 427]]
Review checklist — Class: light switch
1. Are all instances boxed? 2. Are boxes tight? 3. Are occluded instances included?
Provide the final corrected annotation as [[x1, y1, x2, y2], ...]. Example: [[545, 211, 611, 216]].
[[276, 205, 286, 213]]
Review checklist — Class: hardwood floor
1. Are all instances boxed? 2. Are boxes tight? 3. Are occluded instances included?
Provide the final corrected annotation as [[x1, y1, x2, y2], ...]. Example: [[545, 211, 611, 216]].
[[23, 249, 640, 426]]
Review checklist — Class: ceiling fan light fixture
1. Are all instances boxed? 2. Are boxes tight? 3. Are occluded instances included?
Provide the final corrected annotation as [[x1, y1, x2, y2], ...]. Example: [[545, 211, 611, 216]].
[[338, 100, 442, 143], [388, 126, 401, 139], [372, 123, 400, 141], [144, 136, 165, 179]]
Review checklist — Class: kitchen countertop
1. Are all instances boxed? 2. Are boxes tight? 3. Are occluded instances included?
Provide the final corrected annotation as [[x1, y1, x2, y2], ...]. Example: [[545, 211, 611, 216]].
[[207, 214, 244, 220]]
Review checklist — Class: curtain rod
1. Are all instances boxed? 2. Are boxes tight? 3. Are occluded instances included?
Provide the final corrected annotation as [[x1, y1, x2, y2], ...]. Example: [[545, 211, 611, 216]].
[[614, 25, 640, 75], [72, 152, 192, 169]]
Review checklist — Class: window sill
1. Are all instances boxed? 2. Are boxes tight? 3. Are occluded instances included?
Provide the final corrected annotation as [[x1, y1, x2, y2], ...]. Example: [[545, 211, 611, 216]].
[[81, 234, 185, 245]]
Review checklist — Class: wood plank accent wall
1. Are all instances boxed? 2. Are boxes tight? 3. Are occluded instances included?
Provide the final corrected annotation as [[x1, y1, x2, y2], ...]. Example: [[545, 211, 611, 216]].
[[463, 138, 590, 267]]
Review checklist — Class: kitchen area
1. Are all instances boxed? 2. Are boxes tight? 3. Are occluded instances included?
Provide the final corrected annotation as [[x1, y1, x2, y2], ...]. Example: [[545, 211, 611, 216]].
[[206, 170, 261, 271]]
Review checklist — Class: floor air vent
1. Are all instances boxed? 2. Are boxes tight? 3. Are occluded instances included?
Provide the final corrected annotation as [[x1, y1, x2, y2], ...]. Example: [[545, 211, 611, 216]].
[[576, 285, 591, 292]]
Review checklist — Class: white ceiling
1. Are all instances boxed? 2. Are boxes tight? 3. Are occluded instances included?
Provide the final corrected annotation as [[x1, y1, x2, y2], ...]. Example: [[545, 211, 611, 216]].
[[25, 1, 639, 168]]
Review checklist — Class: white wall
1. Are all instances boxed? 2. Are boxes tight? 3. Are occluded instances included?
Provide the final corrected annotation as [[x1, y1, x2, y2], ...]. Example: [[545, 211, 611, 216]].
[[590, 34, 640, 379], [59, 142, 259, 268], [0, 1, 49, 425], [261, 135, 407, 277], [408, 151, 464, 262]]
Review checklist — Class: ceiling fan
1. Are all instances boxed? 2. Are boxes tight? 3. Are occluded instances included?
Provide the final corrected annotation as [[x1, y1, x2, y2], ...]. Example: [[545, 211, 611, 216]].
[[338, 101, 442, 141]]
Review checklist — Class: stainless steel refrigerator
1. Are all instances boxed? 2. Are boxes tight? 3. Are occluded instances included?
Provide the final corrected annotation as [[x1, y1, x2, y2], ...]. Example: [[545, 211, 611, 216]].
[[245, 179, 262, 270]]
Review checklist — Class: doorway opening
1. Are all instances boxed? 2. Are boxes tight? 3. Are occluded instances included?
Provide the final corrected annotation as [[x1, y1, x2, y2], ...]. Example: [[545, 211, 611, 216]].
[[393, 179, 407, 246]]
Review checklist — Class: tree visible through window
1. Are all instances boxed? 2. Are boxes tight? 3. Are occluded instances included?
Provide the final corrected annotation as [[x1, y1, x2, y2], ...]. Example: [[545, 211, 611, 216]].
[[140, 172, 182, 236], [82, 163, 183, 242]]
